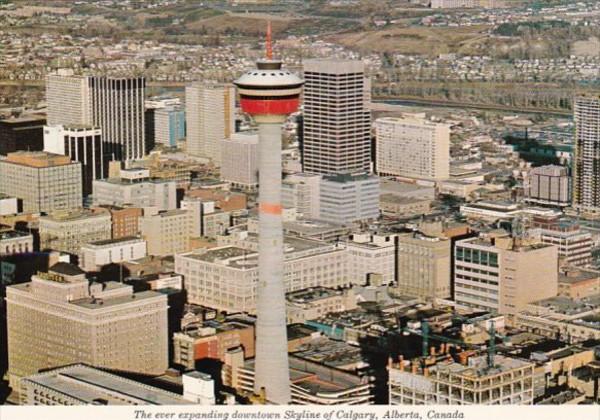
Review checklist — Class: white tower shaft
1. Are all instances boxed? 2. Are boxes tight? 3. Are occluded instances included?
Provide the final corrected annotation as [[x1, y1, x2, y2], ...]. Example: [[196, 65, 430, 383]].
[[254, 117, 291, 404]]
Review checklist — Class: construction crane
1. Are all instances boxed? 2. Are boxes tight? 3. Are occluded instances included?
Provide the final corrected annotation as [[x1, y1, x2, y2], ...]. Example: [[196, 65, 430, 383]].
[[400, 320, 476, 358]]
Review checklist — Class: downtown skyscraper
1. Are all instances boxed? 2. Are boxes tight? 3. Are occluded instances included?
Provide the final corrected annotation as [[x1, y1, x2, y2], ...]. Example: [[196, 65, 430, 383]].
[[301, 59, 371, 175], [185, 83, 235, 166], [45, 71, 146, 162], [573, 96, 600, 214], [89, 76, 146, 162]]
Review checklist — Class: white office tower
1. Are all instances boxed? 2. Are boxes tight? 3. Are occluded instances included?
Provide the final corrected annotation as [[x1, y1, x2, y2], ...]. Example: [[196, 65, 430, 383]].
[[221, 131, 259, 190], [375, 115, 450, 181], [573, 96, 600, 215], [89, 76, 146, 162], [185, 83, 235, 165], [45, 70, 91, 126], [302, 59, 371, 175]]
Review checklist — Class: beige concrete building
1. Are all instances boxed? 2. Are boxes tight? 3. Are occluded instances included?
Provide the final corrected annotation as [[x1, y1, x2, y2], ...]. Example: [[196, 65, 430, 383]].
[[6, 263, 168, 388], [344, 233, 397, 286], [375, 115, 450, 181], [185, 83, 235, 165], [389, 354, 534, 405], [0, 151, 82, 214], [380, 194, 431, 217], [175, 238, 348, 314], [454, 235, 559, 315], [395, 232, 451, 300], [140, 209, 192, 256], [93, 168, 177, 211], [286, 287, 357, 324], [0, 229, 34, 256], [21, 364, 194, 405], [39, 208, 112, 256], [558, 268, 600, 299], [514, 295, 600, 342]]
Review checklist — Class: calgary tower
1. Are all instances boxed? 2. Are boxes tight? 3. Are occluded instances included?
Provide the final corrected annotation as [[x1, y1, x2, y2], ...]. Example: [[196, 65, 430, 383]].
[[233, 23, 303, 404]]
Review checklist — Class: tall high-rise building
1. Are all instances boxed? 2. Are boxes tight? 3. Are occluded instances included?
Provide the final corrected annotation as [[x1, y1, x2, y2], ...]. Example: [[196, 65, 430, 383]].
[[6, 263, 168, 388], [375, 115, 450, 181], [45, 70, 91, 126], [302, 59, 371, 175], [155, 106, 186, 147], [43, 125, 107, 196], [233, 26, 303, 404], [185, 83, 235, 165], [573, 96, 600, 214], [89, 76, 146, 162], [46, 71, 146, 162], [0, 151, 82, 214]]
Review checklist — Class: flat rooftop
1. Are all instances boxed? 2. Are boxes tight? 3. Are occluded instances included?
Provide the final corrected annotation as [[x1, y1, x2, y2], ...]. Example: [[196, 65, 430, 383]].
[[287, 287, 343, 304], [4, 151, 73, 168], [0, 230, 31, 240], [529, 294, 600, 316], [86, 236, 143, 247], [243, 355, 367, 395], [70, 290, 164, 310], [23, 364, 191, 405], [40, 209, 109, 222]]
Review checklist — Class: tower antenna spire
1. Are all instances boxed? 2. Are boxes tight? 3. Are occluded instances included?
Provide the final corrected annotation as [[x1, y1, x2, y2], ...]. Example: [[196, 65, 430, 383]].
[[266, 21, 273, 60]]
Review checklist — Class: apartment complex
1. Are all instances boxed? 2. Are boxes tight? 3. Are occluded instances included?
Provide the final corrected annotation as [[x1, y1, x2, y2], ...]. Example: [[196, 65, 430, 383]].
[[302, 59, 371, 175], [93, 168, 177, 211], [6, 264, 168, 388], [388, 354, 534, 405], [395, 232, 452, 300], [39, 209, 112, 256], [454, 235, 558, 315], [185, 83, 235, 165], [0, 151, 82, 214], [524, 165, 571, 207], [175, 238, 348, 314], [43, 125, 106, 196], [375, 116, 450, 181], [220, 131, 259, 190], [573, 96, 600, 215]]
